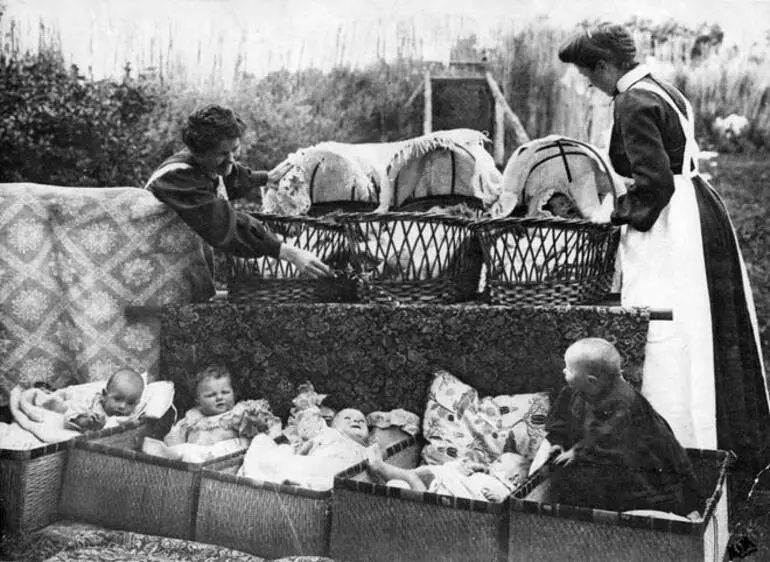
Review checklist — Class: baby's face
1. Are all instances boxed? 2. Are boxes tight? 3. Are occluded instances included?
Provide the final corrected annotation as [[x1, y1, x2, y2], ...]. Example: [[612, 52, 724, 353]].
[[547, 194, 580, 219], [196, 376, 235, 416], [490, 452, 528, 482], [563, 354, 596, 395], [102, 377, 143, 417], [332, 408, 369, 445]]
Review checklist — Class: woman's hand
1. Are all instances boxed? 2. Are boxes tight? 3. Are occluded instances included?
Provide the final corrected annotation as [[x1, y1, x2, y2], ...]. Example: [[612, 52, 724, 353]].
[[267, 159, 293, 183], [279, 245, 333, 279]]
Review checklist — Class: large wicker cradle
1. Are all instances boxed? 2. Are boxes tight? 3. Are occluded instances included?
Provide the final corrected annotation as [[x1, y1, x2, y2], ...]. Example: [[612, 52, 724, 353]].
[[0, 421, 149, 534], [58, 421, 246, 541], [508, 448, 733, 562], [195, 430, 421, 559], [331, 457, 510, 562], [5, 302, 688, 561]]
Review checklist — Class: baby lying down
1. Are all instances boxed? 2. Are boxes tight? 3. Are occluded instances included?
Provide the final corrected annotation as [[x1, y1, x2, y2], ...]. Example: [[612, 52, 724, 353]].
[[367, 445, 528, 502], [238, 408, 373, 491], [1, 370, 147, 449]]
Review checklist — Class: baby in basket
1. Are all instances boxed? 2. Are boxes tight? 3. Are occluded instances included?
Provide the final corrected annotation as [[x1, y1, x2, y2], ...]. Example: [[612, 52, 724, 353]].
[[146, 364, 280, 463], [542, 192, 582, 219], [239, 406, 375, 491], [66, 369, 145, 431], [365, 437, 529, 503], [2, 369, 148, 449], [30, 369, 145, 432], [545, 337, 704, 518]]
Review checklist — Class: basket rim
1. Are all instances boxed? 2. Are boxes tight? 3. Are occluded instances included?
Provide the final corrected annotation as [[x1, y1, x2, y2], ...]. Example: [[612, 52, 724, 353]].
[[334, 210, 473, 226], [509, 448, 735, 534], [200, 455, 334, 500], [72, 436, 247, 471], [395, 193, 486, 211], [0, 419, 146, 460], [470, 216, 620, 232], [333, 460, 508, 514], [247, 211, 344, 229]]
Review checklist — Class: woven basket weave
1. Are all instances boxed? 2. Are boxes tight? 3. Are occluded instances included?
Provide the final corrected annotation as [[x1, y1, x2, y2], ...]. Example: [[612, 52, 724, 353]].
[[0, 421, 146, 534], [330, 442, 510, 562], [226, 212, 356, 304], [58, 421, 245, 541], [337, 211, 484, 305], [471, 216, 620, 306], [196, 433, 420, 559], [508, 448, 734, 562]]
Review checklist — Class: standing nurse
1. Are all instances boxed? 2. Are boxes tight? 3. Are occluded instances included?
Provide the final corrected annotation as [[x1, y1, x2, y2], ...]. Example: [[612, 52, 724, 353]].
[[558, 23, 769, 471]]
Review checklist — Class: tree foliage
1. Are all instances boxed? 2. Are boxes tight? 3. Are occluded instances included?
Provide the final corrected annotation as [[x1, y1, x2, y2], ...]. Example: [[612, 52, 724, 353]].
[[0, 50, 163, 186]]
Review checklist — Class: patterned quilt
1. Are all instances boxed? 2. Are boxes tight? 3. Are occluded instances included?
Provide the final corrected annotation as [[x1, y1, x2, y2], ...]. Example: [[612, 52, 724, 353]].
[[1, 521, 334, 562], [0, 184, 215, 400]]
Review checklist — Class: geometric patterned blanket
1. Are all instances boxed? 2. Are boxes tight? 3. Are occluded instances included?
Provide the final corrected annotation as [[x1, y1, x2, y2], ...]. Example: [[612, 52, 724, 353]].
[[0, 184, 215, 403]]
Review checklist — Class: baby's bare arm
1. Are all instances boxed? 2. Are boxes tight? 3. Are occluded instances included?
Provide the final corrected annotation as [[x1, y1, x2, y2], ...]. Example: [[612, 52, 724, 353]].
[[367, 461, 427, 492], [366, 445, 427, 492]]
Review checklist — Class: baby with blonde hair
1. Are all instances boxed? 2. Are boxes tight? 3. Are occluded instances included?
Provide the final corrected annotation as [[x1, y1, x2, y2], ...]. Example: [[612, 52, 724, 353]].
[[546, 337, 703, 517]]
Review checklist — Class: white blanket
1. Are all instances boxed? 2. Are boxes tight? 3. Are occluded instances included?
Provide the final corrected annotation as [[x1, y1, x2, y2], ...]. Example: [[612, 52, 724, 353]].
[[1, 379, 174, 450]]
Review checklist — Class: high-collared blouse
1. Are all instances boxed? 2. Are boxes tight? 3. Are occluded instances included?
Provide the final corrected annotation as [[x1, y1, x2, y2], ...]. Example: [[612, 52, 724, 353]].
[[609, 64, 694, 232]]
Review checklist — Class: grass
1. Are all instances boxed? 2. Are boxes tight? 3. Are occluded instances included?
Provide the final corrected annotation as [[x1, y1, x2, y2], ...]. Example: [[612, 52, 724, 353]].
[[708, 153, 770, 370], [708, 152, 770, 561]]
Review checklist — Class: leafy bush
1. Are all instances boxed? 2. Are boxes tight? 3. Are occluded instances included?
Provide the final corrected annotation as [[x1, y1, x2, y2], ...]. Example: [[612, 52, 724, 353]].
[[0, 49, 161, 186]]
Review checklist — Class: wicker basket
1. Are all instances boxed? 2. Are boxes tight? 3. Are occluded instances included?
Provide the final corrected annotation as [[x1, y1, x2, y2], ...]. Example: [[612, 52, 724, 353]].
[[330, 449, 512, 562], [195, 432, 420, 559], [0, 421, 146, 534], [336, 211, 484, 304], [508, 449, 734, 562], [471, 216, 620, 306], [226, 212, 356, 304], [58, 421, 245, 541]]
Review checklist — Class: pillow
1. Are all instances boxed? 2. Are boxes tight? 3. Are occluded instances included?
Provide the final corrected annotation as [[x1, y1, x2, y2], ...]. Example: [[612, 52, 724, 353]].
[[422, 370, 549, 467], [142, 380, 175, 419], [367, 408, 420, 437]]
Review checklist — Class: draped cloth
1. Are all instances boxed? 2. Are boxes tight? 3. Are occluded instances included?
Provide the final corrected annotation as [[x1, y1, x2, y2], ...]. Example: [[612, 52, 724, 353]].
[[0, 184, 214, 397]]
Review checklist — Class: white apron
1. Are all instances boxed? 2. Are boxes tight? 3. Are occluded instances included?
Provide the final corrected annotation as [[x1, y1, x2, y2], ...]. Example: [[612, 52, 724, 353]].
[[617, 81, 716, 449]]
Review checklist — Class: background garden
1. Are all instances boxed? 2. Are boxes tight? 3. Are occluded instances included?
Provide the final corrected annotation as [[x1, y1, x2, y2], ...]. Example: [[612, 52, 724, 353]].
[[1, 0, 769, 367]]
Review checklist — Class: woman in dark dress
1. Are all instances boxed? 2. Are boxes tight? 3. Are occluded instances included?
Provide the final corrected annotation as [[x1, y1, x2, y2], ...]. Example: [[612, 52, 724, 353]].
[[145, 104, 332, 279], [558, 23, 769, 471]]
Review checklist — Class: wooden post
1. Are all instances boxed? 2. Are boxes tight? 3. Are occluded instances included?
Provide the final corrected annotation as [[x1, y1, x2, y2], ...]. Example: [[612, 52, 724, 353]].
[[485, 71, 530, 146], [406, 80, 425, 108], [423, 70, 432, 134], [494, 99, 505, 167]]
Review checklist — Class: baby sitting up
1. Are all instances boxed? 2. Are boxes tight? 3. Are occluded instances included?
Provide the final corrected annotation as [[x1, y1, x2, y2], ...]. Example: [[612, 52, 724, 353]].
[[546, 337, 703, 517], [366, 444, 528, 503], [239, 407, 373, 491], [147, 364, 280, 463]]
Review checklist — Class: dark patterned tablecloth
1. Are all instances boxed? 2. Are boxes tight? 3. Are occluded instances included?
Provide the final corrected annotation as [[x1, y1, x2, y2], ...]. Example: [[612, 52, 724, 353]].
[[159, 302, 651, 420]]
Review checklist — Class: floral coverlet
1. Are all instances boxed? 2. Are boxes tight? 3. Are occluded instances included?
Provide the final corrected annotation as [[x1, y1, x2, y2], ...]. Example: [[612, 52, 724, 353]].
[[0, 184, 215, 400]]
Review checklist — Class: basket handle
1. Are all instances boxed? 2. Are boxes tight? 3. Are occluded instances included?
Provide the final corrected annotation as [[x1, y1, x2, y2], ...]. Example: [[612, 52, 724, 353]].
[[308, 160, 323, 204], [393, 144, 476, 209], [553, 137, 621, 205]]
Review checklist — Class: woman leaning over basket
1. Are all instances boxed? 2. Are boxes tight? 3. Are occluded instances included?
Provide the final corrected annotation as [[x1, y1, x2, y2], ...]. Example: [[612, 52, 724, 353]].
[[558, 23, 769, 471], [145, 104, 332, 279]]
